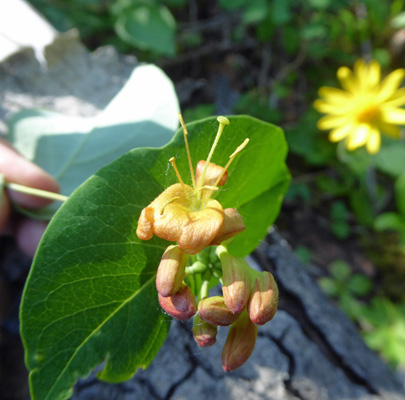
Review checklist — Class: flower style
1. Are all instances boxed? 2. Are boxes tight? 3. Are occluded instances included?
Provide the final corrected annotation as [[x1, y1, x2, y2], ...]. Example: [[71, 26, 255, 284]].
[[314, 59, 405, 154], [136, 115, 248, 255]]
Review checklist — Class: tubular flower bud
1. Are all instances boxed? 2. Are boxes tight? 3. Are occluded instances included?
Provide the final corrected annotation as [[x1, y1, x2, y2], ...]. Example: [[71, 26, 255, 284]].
[[198, 296, 240, 326], [158, 284, 197, 321], [248, 271, 278, 325], [216, 245, 250, 314], [222, 309, 258, 372], [210, 208, 245, 246], [192, 314, 218, 347], [156, 245, 189, 297]]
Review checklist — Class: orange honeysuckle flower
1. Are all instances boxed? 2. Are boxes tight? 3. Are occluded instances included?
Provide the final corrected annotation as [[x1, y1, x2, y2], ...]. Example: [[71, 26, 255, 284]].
[[136, 115, 248, 254]]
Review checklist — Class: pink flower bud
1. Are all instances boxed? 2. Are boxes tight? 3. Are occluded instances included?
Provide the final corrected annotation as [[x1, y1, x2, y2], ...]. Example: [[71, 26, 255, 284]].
[[222, 310, 258, 372], [198, 296, 240, 326], [216, 246, 250, 314], [156, 245, 189, 297], [192, 314, 217, 347], [248, 271, 278, 325], [158, 284, 197, 321]]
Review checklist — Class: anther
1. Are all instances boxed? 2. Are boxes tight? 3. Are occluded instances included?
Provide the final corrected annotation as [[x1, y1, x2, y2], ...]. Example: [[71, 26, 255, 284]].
[[169, 157, 188, 196]]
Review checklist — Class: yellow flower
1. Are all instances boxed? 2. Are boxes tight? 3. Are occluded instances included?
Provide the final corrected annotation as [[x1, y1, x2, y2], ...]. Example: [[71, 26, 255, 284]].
[[314, 59, 405, 154], [136, 115, 247, 255]]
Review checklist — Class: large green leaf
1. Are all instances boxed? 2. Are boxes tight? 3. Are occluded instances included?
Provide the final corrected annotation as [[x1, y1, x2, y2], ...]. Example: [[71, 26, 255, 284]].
[[21, 115, 289, 400], [7, 64, 179, 219]]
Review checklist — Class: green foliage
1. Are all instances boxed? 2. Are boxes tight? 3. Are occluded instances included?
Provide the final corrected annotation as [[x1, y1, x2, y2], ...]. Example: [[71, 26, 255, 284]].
[[113, 2, 176, 56], [319, 260, 372, 319], [6, 65, 179, 219], [375, 173, 405, 247], [358, 297, 405, 368], [21, 116, 290, 399], [330, 201, 351, 239]]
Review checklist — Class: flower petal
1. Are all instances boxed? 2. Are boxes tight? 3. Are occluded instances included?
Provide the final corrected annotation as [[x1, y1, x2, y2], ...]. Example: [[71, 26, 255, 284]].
[[377, 69, 405, 102], [366, 128, 381, 154], [377, 121, 401, 139], [367, 60, 381, 87], [150, 183, 192, 242], [317, 114, 351, 130], [314, 100, 350, 115], [178, 199, 224, 254], [317, 87, 352, 105], [381, 107, 405, 125], [384, 88, 405, 107], [337, 66, 359, 93], [328, 124, 353, 142], [346, 124, 370, 151]]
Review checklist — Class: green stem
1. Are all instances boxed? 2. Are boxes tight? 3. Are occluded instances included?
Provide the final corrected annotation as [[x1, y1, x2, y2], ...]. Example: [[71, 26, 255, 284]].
[[199, 279, 210, 300], [6, 182, 68, 202]]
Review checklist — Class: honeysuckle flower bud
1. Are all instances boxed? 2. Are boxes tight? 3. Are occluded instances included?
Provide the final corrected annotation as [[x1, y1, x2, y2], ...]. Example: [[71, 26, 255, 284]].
[[248, 271, 278, 325], [216, 245, 250, 314], [156, 245, 189, 297], [136, 116, 249, 255], [196, 160, 228, 187], [192, 314, 218, 347], [210, 208, 245, 246], [222, 309, 258, 372], [158, 284, 197, 321], [198, 296, 240, 326]]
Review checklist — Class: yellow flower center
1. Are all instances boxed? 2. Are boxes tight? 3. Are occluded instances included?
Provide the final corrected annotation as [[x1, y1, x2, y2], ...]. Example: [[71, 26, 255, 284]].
[[357, 104, 379, 124]]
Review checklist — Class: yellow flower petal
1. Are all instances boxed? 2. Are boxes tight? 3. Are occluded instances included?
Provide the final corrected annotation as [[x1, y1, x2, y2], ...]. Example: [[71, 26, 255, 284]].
[[328, 124, 353, 142], [354, 59, 369, 90], [381, 107, 405, 124], [346, 124, 370, 150], [314, 100, 350, 115], [367, 60, 381, 87], [317, 114, 351, 130], [377, 121, 401, 139], [318, 87, 352, 104], [337, 66, 359, 93], [366, 128, 381, 154], [384, 88, 405, 107], [377, 68, 405, 102]]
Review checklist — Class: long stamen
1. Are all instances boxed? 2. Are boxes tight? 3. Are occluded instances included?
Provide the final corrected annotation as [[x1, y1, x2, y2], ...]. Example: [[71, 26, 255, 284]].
[[197, 116, 230, 192], [169, 157, 188, 196], [160, 197, 180, 215], [198, 185, 219, 192], [213, 138, 249, 187], [178, 113, 196, 190]]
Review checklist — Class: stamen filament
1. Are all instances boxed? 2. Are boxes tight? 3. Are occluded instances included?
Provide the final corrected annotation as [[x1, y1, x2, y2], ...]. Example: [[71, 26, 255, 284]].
[[197, 116, 230, 192], [169, 157, 188, 196], [198, 185, 219, 191], [178, 113, 196, 190], [213, 138, 249, 187], [160, 196, 179, 215]]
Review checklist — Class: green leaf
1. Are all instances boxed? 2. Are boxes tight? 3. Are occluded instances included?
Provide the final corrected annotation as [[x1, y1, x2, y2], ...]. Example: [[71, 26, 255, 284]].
[[330, 260, 351, 281], [21, 115, 289, 400], [374, 212, 405, 232], [374, 141, 405, 177], [346, 274, 372, 296], [7, 65, 179, 219], [114, 4, 176, 56], [395, 173, 405, 217], [319, 277, 339, 297]]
